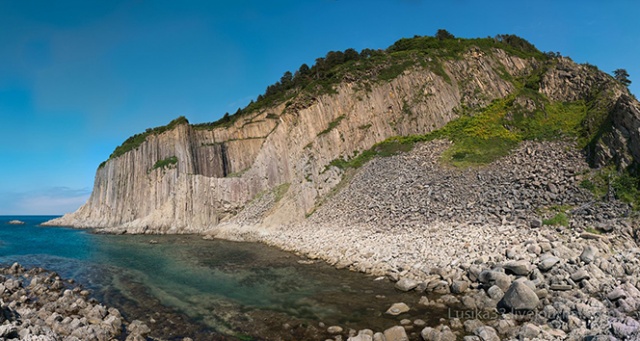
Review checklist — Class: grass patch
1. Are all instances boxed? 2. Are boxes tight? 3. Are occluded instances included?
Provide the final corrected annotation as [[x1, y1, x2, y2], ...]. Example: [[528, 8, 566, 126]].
[[326, 135, 427, 171], [442, 137, 519, 167], [318, 115, 345, 136], [543, 213, 569, 226], [150, 156, 178, 172], [273, 183, 291, 203], [580, 179, 596, 192], [584, 227, 602, 235], [519, 101, 588, 140], [378, 59, 415, 81]]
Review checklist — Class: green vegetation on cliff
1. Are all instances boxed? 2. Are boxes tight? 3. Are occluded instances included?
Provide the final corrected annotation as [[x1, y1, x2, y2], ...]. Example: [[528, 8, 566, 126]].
[[100, 116, 189, 167], [328, 89, 592, 170], [580, 165, 640, 209], [151, 156, 178, 172], [191, 31, 547, 130], [104, 31, 548, 163]]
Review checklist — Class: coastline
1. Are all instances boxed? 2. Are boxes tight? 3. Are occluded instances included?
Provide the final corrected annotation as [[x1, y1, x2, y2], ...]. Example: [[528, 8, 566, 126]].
[[42, 140, 640, 340], [0, 263, 153, 341]]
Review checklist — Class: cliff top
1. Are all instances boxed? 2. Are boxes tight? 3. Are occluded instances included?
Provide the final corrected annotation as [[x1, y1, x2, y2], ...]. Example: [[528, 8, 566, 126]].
[[101, 32, 554, 164]]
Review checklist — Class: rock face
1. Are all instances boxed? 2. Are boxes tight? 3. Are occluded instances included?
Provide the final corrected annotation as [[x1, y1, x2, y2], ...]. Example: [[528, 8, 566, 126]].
[[592, 94, 640, 171], [44, 44, 639, 236], [44, 48, 528, 233]]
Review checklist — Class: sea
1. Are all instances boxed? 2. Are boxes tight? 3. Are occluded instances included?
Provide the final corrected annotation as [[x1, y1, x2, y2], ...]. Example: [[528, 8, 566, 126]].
[[0, 216, 444, 340]]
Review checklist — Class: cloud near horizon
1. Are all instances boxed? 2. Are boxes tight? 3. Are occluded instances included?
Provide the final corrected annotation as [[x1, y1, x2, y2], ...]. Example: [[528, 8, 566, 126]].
[[0, 187, 91, 215]]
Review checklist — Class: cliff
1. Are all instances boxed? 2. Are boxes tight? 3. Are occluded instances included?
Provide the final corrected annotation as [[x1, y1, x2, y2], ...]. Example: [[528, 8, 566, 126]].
[[44, 35, 639, 234]]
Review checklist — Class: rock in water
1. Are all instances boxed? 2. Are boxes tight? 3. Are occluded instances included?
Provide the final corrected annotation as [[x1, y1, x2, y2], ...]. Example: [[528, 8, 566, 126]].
[[328, 326, 344, 334], [6, 220, 25, 225], [394, 278, 419, 292], [499, 282, 540, 312], [385, 302, 410, 315]]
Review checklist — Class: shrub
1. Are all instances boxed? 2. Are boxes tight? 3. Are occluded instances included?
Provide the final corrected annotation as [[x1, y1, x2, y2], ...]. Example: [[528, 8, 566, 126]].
[[151, 156, 178, 171]]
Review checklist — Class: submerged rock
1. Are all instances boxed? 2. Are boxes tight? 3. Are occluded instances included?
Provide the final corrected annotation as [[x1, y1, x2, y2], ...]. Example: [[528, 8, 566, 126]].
[[385, 302, 410, 316]]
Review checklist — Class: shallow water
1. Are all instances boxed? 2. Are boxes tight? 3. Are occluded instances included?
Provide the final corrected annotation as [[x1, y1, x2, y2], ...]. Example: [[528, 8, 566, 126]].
[[0, 216, 444, 340]]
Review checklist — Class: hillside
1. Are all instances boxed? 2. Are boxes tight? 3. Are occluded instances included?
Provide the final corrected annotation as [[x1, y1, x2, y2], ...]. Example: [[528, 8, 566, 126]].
[[45, 33, 639, 232]]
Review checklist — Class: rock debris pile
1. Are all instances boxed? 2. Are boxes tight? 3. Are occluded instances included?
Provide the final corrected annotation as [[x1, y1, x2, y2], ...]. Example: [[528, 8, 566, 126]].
[[258, 140, 639, 340]]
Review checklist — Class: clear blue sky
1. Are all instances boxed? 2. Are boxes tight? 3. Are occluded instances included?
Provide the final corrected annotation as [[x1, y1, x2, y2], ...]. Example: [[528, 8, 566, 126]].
[[1, 0, 638, 215]]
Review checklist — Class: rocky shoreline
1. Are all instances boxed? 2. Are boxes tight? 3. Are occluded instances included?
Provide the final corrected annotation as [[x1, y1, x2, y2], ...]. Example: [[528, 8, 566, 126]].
[[31, 139, 640, 341], [209, 140, 640, 340], [0, 263, 161, 341]]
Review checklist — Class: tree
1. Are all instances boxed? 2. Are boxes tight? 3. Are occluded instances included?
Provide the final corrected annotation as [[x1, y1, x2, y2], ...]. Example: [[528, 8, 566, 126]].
[[494, 34, 538, 54], [360, 48, 374, 59], [614, 69, 632, 87], [344, 48, 359, 62], [298, 63, 310, 76], [314, 57, 327, 79], [325, 50, 345, 67], [280, 71, 293, 88], [435, 29, 455, 40]]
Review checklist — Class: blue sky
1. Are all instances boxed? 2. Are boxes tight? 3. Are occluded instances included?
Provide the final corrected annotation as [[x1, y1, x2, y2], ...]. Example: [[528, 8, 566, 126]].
[[1, 0, 638, 215]]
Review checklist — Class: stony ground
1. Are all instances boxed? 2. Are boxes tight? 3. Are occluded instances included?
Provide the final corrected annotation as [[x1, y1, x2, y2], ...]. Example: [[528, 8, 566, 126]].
[[247, 140, 640, 341], [0, 263, 158, 341]]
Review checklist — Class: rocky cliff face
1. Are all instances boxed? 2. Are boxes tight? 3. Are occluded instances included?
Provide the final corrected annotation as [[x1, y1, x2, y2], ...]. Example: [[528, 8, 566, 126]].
[[45, 46, 639, 234]]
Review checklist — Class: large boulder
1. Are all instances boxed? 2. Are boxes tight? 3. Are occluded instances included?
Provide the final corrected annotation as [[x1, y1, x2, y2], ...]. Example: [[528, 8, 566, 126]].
[[498, 282, 540, 312], [503, 260, 532, 276], [383, 326, 408, 341], [538, 255, 560, 271], [580, 245, 599, 264], [478, 270, 511, 291], [394, 278, 419, 292]]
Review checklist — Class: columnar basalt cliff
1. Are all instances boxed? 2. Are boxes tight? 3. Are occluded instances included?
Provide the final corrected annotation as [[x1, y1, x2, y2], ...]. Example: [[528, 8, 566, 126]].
[[45, 36, 640, 236]]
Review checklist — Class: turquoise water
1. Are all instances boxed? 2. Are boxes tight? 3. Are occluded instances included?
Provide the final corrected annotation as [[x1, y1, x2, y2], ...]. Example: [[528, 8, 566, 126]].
[[0, 216, 443, 340]]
